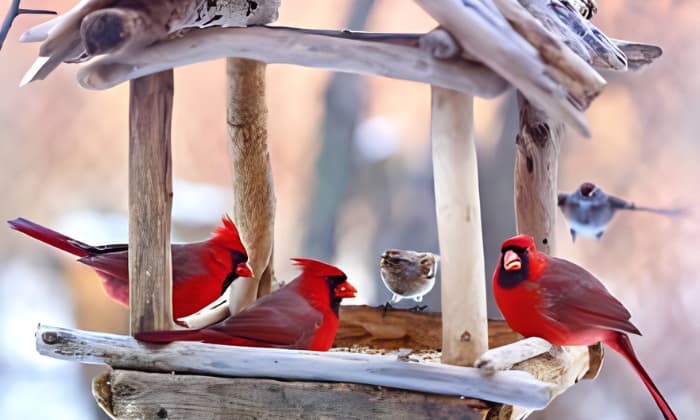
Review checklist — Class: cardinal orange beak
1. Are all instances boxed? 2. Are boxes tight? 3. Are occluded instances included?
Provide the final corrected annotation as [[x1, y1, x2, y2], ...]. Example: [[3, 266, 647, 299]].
[[503, 250, 522, 271], [334, 281, 358, 299], [235, 262, 254, 278]]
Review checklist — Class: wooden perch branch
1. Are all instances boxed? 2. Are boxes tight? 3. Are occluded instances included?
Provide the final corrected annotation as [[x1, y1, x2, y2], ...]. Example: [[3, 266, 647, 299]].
[[431, 88, 488, 366], [36, 324, 557, 409], [491, 0, 605, 110], [519, 0, 626, 71], [478, 337, 603, 419], [76, 26, 508, 98], [414, 0, 591, 135], [18, 0, 282, 84], [333, 306, 520, 350], [128, 71, 178, 333], [226, 58, 275, 313]]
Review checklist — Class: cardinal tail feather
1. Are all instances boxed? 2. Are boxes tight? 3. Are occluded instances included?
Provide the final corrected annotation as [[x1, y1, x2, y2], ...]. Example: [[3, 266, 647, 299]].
[[8, 218, 96, 258], [606, 333, 677, 420]]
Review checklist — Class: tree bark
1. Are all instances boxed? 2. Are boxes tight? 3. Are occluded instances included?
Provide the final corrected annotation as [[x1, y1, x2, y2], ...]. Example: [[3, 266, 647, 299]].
[[514, 93, 563, 256], [226, 58, 275, 313], [128, 70, 177, 333]]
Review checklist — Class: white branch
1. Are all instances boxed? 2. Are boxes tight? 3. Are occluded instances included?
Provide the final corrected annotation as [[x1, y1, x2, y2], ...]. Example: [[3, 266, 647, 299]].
[[36, 324, 555, 409], [414, 0, 590, 136], [431, 88, 488, 366], [77, 26, 508, 98], [475, 337, 553, 373]]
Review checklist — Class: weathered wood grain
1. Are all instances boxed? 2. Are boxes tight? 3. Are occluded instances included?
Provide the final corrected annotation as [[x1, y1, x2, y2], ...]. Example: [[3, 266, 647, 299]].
[[613, 40, 663, 71], [494, 0, 605, 110], [128, 71, 178, 333], [513, 93, 563, 256], [83, 330, 600, 419], [431, 88, 488, 366], [76, 26, 508, 98], [333, 306, 520, 350], [477, 338, 598, 420], [36, 324, 556, 408], [414, 0, 589, 135], [99, 370, 491, 420], [475, 337, 554, 373], [226, 58, 276, 314], [519, 0, 626, 71], [19, 0, 282, 84]]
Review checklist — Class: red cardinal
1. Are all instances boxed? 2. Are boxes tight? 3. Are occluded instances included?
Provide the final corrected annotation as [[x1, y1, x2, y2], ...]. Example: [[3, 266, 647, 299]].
[[493, 235, 676, 420], [8, 215, 253, 319], [137, 258, 357, 351]]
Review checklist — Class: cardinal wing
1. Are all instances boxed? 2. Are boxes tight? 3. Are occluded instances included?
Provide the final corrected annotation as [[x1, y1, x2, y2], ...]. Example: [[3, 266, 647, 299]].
[[210, 287, 323, 348], [78, 249, 129, 280], [540, 257, 641, 335]]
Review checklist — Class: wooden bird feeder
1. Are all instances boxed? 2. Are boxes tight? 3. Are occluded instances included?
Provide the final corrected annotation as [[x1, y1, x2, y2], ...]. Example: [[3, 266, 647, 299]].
[[5, 0, 663, 418]]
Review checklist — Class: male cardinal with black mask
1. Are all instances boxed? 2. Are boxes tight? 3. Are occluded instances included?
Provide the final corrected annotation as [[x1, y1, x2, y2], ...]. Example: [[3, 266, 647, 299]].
[[493, 235, 676, 420], [137, 258, 357, 351], [8, 215, 253, 320]]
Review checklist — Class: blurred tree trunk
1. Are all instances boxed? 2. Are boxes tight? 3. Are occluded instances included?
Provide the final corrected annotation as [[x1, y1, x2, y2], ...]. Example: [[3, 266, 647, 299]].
[[303, 0, 374, 260]]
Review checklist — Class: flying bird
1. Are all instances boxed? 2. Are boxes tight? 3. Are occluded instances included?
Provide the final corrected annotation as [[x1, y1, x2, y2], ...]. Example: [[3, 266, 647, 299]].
[[493, 235, 677, 420], [8, 215, 253, 320], [380, 249, 439, 311], [558, 182, 684, 241], [137, 258, 357, 351]]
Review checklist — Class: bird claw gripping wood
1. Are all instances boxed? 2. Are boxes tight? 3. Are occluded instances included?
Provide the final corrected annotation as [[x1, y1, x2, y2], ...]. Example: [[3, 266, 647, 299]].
[[0, 0, 56, 50]]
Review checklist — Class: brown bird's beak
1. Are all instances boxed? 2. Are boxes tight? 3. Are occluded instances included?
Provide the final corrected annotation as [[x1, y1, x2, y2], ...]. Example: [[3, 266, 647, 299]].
[[235, 262, 254, 278], [334, 281, 358, 299], [503, 250, 522, 272]]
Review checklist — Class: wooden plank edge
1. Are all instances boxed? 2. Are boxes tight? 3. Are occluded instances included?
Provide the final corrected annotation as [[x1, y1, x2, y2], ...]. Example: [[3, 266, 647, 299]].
[[36, 323, 555, 409]]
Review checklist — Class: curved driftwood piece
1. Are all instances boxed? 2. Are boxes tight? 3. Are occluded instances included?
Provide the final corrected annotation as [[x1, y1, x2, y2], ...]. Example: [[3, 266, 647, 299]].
[[226, 58, 276, 314], [77, 26, 509, 97], [94, 370, 491, 420], [492, 0, 605, 109], [333, 306, 520, 350], [519, 0, 626, 71], [36, 324, 557, 409], [478, 337, 600, 419], [514, 93, 563, 256], [19, 0, 281, 85], [413, 0, 589, 135], [431, 88, 488, 366], [613, 40, 663, 71]]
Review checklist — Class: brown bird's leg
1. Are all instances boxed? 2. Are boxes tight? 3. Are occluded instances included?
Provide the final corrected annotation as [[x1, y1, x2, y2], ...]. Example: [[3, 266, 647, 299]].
[[409, 304, 429, 312]]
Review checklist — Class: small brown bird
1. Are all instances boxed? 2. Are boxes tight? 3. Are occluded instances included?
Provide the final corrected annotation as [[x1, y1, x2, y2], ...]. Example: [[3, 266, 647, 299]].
[[380, 249, 439, 311], [558, 182, 684, 241]]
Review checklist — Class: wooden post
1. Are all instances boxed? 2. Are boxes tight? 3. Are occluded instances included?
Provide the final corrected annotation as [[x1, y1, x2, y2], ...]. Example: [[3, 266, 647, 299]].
[[226, 58, 276, 313], [431, 87, 488, 365], [128, 70, 176, 334], [514, 93, 563, 256]]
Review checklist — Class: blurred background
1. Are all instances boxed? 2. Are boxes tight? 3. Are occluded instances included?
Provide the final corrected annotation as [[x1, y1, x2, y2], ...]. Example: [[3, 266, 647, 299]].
[[1, 0, 698, 419]]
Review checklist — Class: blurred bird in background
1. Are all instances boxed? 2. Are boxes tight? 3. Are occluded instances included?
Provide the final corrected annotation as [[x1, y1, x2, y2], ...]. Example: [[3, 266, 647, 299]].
[[380, 249, 439, 311], [558, 182, 684, 241]]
